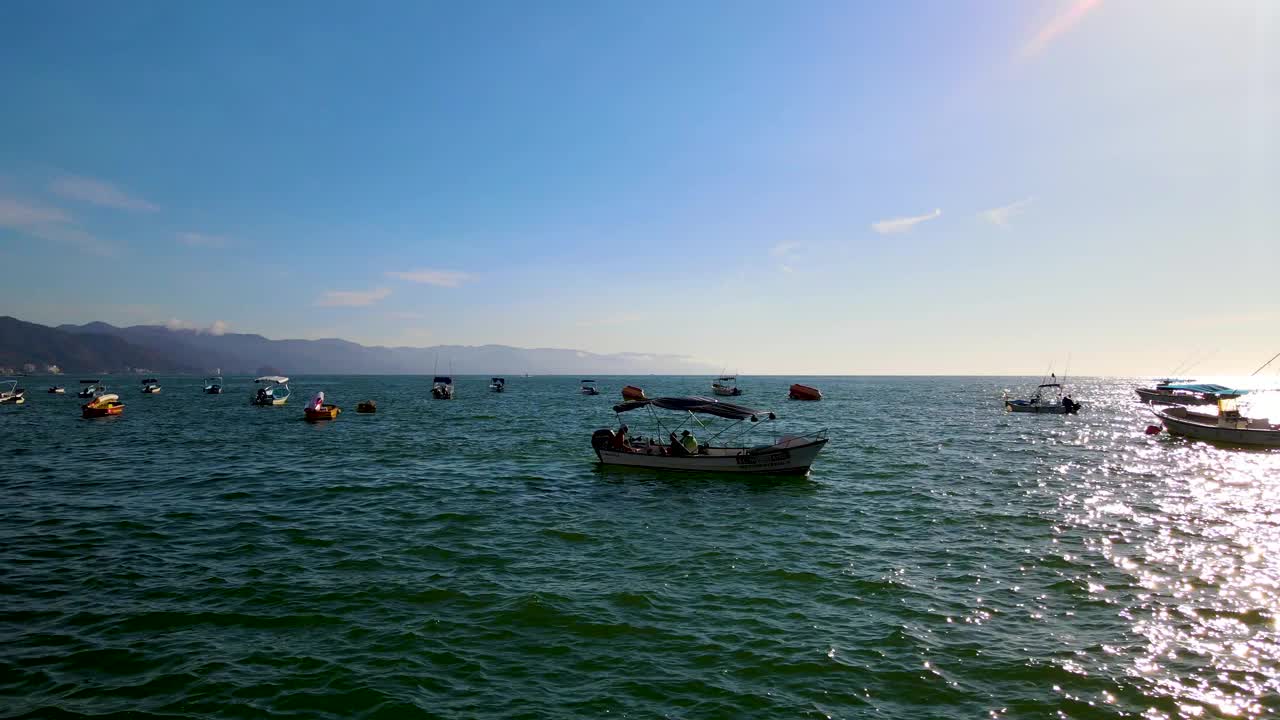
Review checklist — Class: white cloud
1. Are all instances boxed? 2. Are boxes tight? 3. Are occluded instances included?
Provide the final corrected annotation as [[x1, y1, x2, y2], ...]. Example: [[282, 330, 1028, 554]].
[[980, 198, 1033, 226], [871, 208, 942, 235], [317, 287, 393, 307], [385, 269, 471, 287], [0, 194, 116, 255], [49, 175, 158, 212], [177, 231, 230, 248], [163, 318, 230, 335], [208, 320, 230, 335]]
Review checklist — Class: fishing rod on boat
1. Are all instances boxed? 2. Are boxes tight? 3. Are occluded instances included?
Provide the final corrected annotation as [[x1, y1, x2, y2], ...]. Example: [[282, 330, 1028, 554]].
[[1251, 350, 1280, 376]]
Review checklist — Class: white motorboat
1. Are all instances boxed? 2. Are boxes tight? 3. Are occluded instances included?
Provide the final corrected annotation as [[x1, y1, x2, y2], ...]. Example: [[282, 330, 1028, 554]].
[[711, 376, 742, 397], [48, 385, 65, 394], [489, 377, 506, 393], [592, 395, 828, 475], [77, 379, 104, 398], [0, 380, 25, 405], [1155, 395, 1280, 448], [581, 379, 600, 396], [432, 376, 454, 400], [251, 376, 291, 406], [1005, 373, 1081, 414], [141, 378, 162, 394]]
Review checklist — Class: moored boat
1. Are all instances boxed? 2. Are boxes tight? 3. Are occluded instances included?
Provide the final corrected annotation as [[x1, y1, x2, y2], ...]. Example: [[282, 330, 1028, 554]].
[[49, 385, 65, 394], [592, 395, 828, 475], [1136, 381, 1242, 406], [1004, 373, 1080, 414], [356, 400, 377, 413], [78, 379, 103, 398], [0, 380, 25, 405], [622, 385, 647, 401], [712, 376, 742, 396], [303, 391, 341, 421], [204, 376, 224, 394], [251, 376, 291, 406], [82, 392, 124, 418], [431, 376, 454, 400], [1155, 395, 1280, 448], [581, 379, 600, 396], [141, 378, 162, 394], [490, 377, 506, 392], [788, 383, 822, 401]]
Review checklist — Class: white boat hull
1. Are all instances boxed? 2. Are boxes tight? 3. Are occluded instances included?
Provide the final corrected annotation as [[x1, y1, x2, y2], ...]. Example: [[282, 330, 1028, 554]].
[[1157, 407, 1280, 448], [596, 438, 827, 475], [712, 386, 742, 397]]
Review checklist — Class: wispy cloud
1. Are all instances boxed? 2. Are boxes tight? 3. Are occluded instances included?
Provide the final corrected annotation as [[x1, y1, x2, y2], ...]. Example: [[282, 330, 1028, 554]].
[[385, 269, 471, 287], [317, 287, 393, 307], [0, 194, 116, 255], [49, 175, 158, 212], [871, 208, 942, 235], [1023, 0, 1102, 57], [980, 198, 1033, 226], [769, 241, 800, 257], [177, 231, 230, 248], [576, 313, 644, 328], [163, 318, 231, 335]]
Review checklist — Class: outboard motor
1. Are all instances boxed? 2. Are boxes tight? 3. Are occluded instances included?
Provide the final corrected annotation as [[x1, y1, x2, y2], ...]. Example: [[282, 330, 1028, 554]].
[[591, 429, 615, 450]]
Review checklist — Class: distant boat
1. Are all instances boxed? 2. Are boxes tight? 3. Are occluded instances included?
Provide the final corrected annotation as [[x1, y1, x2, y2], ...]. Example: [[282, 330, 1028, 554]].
[[251, 376, 291, 406], [1155, 394, 1280, 447], [1004, 373, 1080, 414], [78, 379, 103, 398], [432, 376, 454, 400], [303, 391, 341, 421], [788, 384, 822, 401], [48, 385, 65, 394], [622, 385, 646, 401], [712, 376, 742, 397], [356, 400, 377, 414], [0, 380, 25, 405], [82, 392, 124, 418], [141, 378, 161, 394], [204, 376, 224, 395], [489, 377, 506, 393], [581, 379, 600, 396]]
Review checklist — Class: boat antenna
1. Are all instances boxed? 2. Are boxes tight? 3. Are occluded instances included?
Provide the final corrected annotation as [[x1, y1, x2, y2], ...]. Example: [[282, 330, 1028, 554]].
[[1251, 350, 1280, 376], [1063, 352, 1071, 387]]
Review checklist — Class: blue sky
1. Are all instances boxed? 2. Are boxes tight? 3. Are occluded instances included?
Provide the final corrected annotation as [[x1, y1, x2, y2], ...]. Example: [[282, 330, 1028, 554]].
[[1, 1, 1276, 374]]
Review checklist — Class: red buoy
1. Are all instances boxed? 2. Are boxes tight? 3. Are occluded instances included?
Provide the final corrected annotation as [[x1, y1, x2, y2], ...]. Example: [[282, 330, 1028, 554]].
[[1144, 425, 1162, 435]]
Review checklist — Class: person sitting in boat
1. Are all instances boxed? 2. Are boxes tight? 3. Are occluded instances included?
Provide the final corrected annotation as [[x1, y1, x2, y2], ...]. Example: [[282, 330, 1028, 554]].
[[669, 431, 690, 456], [610, 424, 634, 452], [256, 387, 270, 403], [681, 429, 699, 454], [311, 392, 325, 411]]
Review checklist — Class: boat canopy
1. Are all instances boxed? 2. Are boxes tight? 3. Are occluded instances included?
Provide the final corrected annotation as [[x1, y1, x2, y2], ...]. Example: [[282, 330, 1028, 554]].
[[80, 379, 100, 383], [716, 376, 736, 381], [255, 376, 288, 384], [613, 395, 775, 421], [492, 377, 505, 382], [1037, 383, 1063, 388], [433, 376, 453, 383], [1163, 382, 1249, 396], [142, 378, 158, 384], [581, 379, 595, 383]]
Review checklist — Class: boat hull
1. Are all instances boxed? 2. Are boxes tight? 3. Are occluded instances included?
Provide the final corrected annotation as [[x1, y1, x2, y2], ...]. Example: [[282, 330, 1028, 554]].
[[142, 387, 161, 394], [596, 438, 827, 475], [712, 386, 742, 396], [582, 388, 599, 395], [49, 387, 65, 394], [1157, 407, 1280, 448], [82, 396, 124, 418], [1135, 388, 1215, 406], [621, 385, 646, 401], [432, 386, 453, 399], [356, 402, 377, 413], [205, 387, 222, 394], [789, 384, 822, 401], [1005, 400, 1079, 414]]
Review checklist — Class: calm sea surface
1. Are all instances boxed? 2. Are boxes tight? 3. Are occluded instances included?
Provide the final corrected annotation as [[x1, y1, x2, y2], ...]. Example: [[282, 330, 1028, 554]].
[[2, 376, 1278, 719]]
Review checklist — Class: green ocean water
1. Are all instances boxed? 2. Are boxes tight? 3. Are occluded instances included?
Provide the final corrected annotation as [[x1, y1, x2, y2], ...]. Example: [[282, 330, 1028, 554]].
[[2, 375, 1277, 719]]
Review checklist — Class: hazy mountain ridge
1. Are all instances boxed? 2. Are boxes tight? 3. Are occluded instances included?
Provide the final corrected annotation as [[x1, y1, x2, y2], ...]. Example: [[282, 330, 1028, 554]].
[[0, 317, 713, 374]]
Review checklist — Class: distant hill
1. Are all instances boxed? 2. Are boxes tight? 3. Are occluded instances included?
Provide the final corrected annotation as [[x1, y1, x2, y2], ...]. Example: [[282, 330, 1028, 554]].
[[0, 317, 714, 375]]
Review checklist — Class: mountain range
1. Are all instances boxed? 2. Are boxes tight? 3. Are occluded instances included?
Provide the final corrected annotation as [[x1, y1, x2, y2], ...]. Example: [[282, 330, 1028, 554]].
[[0, 316, 713, 375]]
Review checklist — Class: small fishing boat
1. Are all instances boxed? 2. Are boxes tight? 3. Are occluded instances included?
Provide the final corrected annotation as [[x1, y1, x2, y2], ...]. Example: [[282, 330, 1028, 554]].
[[581, 379, 600, 396], [490, 377, 506, 392], [48, 385, 66, 394], [78, 379, 104, 398], [622, 385, 647, 401], [141, 378, 161, 394], [788, 383, 822, 401], [592, 395, 828, 475], [432, 376, 454, 400], [204, 376, 224, 395], [251, 376, 291, 406], [1004, 374, 1080, 414], [1136, 381, 1243, 406], [82, 392, 124, 418], [1155, 395, 1280, 448], [0, 380, 25, 405], [712, 376, 742, 397], [356, 400, 377, 413], [303, 391, 340, 421]]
